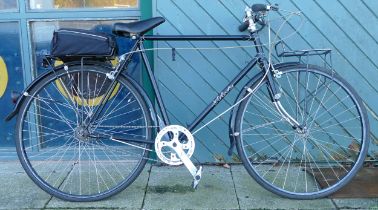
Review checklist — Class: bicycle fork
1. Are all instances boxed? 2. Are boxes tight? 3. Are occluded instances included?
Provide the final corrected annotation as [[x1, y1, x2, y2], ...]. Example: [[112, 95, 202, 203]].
[[273, 101, 301, 128], [262, 60, 302, 130]]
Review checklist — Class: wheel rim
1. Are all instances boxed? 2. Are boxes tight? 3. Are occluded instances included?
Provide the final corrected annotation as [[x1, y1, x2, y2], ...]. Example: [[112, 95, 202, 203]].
[[18, 67, 150, 199], [238, 67, 367, 196]]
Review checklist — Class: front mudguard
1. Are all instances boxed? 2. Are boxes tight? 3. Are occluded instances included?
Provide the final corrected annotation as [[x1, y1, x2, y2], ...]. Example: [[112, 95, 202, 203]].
[[227, 62, 300, 156]]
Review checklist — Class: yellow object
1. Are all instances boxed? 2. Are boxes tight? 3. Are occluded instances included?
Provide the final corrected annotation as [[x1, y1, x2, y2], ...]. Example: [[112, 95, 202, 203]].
[[0, 56, 8, 98], [55, 79, 120, 106], [55, 60, 63, 66], [54, 60, 120, 106], [111, 57, 119, 66]]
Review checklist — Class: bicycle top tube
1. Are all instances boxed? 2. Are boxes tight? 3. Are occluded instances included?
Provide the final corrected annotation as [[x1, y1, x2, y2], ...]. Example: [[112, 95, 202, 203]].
[[143, 35, 253, 41], [140, 33, 265, 56]]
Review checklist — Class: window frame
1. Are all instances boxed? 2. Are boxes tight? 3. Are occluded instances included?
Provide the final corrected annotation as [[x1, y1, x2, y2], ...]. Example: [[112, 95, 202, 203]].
[[26, 0, 140, 13]]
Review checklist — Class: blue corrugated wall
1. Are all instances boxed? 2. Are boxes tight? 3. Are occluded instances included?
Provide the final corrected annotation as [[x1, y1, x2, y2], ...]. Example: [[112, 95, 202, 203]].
[[152, 0, 378, 163]]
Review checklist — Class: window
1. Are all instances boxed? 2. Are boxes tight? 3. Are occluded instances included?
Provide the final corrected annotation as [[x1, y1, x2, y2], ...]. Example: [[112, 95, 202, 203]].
[[0, 0, 18, 10], [29, 0, 138, 10], [0, 21, 23, 147]]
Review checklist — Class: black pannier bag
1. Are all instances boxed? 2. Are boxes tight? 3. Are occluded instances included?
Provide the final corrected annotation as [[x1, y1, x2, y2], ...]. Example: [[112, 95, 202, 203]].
[[51, 28, 118, 59]]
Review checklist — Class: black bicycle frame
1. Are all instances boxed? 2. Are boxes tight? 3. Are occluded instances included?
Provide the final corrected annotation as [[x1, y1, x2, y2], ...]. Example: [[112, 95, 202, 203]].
[[94, 32, 280, 144]]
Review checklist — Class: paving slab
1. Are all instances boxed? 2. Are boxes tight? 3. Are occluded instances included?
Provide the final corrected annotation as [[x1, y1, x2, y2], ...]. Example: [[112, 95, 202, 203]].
[[231, 165, 336, 210], [332, 198, 378, 209], [0, 161, 52, 210], [0, 160, 26, 173], [45, 209, 116, 210], [143, 165, 239, 209], [45, 164, 151, 209]]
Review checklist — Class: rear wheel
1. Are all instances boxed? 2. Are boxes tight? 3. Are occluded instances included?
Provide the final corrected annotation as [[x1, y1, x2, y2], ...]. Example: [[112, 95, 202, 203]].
[[235, 64, 369, 199], [16, 64, 152, 201]]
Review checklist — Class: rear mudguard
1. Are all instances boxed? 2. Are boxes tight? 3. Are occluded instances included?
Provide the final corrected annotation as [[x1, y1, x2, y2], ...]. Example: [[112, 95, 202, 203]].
[[227, 62, 300, 156], [4, 61, 157, 131]]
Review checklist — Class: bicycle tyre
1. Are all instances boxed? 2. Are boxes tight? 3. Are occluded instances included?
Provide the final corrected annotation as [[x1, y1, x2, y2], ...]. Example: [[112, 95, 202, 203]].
[[15, 64, 152, 201], [235, 64, 369, 199]]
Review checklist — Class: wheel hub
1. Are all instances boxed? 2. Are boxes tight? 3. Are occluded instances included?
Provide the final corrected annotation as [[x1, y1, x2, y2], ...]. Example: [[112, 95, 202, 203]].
[[74, 126, 90, 141], [295, 125, 310, 139]]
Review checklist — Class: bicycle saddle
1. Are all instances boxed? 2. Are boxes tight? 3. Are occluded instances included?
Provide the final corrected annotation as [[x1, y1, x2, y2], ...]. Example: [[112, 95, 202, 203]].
[[113, 17, 165, 36]]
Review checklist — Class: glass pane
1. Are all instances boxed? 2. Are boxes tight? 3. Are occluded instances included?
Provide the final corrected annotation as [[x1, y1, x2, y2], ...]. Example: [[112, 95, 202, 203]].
[[0, 0, 18, 10], [30, 19, 141, 78], [0, 22, 24, 147], [29, 0, 138, 10]]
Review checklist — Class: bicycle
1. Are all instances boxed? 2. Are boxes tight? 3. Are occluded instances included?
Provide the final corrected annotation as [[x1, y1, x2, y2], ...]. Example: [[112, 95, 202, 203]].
[[5, 3, 370, 201]]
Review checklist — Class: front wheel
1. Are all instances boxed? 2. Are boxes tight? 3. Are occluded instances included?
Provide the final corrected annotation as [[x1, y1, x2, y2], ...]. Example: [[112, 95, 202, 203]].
[[15, 64, 153, 201], [235, 64, 369, 199]]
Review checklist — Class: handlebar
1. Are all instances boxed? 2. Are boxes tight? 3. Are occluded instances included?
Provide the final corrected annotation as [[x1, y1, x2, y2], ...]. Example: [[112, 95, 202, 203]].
[[238, 3, 279, 32], [252, 4, 268, 12], [252, 4, 279, 12]]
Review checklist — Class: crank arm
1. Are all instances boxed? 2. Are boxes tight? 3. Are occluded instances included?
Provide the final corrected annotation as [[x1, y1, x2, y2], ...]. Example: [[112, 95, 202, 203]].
[[171, 145, 202, 189]]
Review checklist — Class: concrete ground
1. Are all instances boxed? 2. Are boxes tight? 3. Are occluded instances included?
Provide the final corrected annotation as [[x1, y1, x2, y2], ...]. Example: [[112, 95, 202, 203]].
[[0, 161, 377, 210]]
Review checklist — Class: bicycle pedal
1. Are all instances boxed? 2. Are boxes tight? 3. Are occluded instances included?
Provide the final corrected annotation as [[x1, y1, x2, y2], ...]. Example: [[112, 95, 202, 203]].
[[191, 166, 203, 189]]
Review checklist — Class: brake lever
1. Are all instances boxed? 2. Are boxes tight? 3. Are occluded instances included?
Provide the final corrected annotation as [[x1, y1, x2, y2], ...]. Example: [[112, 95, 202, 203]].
[[256, 15, 267, 26]]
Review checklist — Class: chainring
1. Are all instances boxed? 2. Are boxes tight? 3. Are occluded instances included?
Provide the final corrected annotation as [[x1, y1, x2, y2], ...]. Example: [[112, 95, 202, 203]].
[[154, 125, 195, 166]]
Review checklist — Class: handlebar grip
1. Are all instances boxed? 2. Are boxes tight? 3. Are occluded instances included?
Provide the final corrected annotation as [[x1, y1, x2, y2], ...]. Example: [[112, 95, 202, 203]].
[[251, 4, 268, 12], [239, 21, 249, 32], [238, 21, 249, 32]]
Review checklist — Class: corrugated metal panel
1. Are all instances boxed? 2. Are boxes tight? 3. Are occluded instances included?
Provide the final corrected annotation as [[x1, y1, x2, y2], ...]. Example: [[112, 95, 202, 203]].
[[153, 0, 378, 162]]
